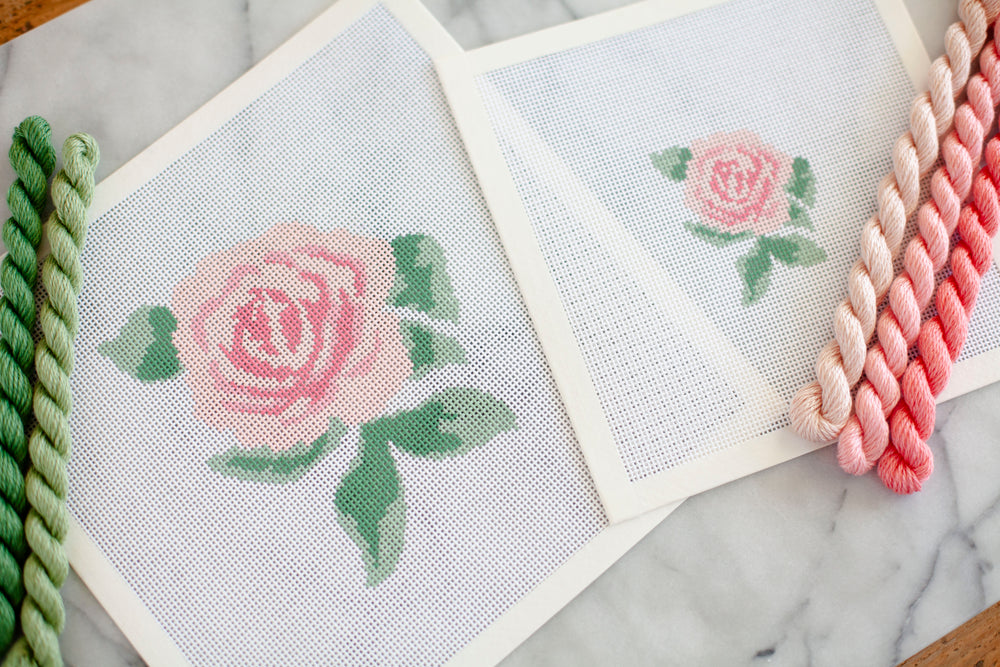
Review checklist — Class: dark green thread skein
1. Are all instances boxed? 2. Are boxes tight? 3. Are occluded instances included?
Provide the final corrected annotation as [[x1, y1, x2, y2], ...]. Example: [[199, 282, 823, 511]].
[[0, 117, 56, 654], [5, 132, 98, 667]]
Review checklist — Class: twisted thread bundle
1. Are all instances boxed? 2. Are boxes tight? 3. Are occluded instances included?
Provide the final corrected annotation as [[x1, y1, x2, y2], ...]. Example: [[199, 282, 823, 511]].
[[788, 0, 1000, 443], [3, 133, 99, 667], [837, 28, 1000, 475], [875, 138, 1000, 493], [0, 119, 56, 655]]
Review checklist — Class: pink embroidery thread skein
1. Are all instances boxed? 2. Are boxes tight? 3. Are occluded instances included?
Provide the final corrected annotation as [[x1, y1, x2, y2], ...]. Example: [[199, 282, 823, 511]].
[[837, 30, 1000, 474], [876, 138, 1000, 494], [788, 0, 1000, 443]]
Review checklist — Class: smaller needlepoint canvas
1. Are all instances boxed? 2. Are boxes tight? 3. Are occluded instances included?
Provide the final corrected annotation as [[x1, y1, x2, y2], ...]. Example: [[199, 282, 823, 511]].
[[57, 1, 677, 665], [437, 0, 1000, 520]]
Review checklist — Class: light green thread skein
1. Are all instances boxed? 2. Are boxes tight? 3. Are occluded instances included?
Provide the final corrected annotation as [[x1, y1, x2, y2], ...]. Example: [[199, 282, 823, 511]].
[[3, 133, 98, 667], [0, 117, 56, 655]]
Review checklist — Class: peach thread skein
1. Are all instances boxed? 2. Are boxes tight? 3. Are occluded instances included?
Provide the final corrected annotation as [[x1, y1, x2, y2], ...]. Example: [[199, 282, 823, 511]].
[[837, 27, 1000, 474], [876, 138, 1000, 494], [788, 0, 1000, 443]]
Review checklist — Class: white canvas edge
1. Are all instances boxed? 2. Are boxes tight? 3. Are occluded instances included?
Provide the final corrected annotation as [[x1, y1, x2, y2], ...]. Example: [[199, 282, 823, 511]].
[[461, 0, 929, 90], [65, 520, 193, 667], [445, 502, 677, 666], [436, 54, 638, 520], [64, 0, 677, 665], [434, 0, 1000, 522]]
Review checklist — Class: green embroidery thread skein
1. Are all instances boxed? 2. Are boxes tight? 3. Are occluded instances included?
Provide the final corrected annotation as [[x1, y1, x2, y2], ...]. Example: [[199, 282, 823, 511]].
[[0, 118, 56, 653], [4, 133, 98, 667]]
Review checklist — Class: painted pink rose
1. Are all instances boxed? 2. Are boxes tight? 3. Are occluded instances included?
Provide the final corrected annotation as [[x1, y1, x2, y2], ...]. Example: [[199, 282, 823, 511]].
[[684, 130, 794, 235], [172, 222, 413, 452]]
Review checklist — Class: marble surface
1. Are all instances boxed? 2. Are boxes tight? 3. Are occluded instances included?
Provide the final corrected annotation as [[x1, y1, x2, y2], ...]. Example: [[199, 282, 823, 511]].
[[0, 0, 996, 665]]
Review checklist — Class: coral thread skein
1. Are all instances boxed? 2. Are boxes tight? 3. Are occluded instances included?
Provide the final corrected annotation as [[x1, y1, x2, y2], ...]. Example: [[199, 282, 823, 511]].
[[877, 137, 1000, 494], [788, 0, 1000, 442], [837, 30, 1000, 474]]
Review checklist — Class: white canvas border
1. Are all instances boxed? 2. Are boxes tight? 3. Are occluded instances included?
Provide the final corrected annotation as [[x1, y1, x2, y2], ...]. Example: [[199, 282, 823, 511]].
[[435, 0, 999, 522], [445, 502, 676, 666], [65, 1, 676, 665]]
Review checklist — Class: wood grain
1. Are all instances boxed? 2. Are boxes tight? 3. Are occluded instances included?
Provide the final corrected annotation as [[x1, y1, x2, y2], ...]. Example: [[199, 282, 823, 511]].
[[0, 0, 90, 45], [898, 600, 1000, 666]]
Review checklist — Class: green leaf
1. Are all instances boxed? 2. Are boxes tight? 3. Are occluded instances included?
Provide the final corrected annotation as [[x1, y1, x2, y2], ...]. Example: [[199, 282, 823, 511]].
[[785, 157, 816, 207], [736, 240, 773, 306], [390, 235, 460, 322], [760, 233, 827, 267], [207, 418, 347, 484], [98, 305, 183, 382], [335, 433, 405, 587], [650, 146, 693, 182], [684, 220, 753, 248], [370, 387, 516, 459], [786, 199, 813, 230], [332, 387, 515, 586], [400, 321, 466, 379]]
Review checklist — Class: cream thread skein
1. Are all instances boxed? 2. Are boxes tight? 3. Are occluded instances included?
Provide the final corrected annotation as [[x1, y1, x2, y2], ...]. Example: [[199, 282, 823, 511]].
[[788, 0, 1000, 443]]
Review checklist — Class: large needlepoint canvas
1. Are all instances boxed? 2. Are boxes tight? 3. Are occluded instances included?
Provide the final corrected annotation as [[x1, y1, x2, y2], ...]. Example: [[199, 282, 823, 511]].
[[60, 2, 674, 665]]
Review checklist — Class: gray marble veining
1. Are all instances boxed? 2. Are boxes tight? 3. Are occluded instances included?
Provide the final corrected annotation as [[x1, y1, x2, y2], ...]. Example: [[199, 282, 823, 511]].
[[509, 386, 1000, 666], [0, 0, 994, 665]]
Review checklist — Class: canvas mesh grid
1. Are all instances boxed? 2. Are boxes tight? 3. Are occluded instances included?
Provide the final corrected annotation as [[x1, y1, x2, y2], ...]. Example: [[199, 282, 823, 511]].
[[476, 0, 1000, 483], [65, 5, 605, 665]]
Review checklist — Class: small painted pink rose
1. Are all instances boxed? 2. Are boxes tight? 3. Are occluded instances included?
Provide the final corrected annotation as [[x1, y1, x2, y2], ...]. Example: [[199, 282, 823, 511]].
[[171, 222, 413, 452], [684, 130, 794, 235]]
